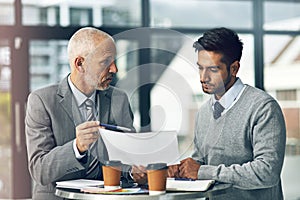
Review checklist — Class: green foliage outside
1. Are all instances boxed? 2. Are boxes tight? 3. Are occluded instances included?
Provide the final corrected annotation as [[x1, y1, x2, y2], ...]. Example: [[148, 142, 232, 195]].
[[0, 92, 10, 145]]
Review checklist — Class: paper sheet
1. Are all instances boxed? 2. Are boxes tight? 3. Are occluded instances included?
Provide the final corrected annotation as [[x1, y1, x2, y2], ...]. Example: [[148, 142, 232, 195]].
[[100, 129, 180, 166], [56, 179, 104, 189]]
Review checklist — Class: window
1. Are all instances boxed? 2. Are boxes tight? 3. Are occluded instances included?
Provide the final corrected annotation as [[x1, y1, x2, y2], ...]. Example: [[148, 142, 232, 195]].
[[29, 40, 69, 91], [263, 3, 300, 196], [277, 89, 297, 101], [70, 8, 92, 26], [150, 0, 252, 29], [0, 39, 11, 198], [21, 0, 141, 27], [0, 0, 14, 25], [264, 1, 300, 31]]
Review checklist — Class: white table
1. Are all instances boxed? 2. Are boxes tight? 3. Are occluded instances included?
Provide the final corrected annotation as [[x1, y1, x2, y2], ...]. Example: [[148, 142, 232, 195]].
[[55, 183, 232, 200]]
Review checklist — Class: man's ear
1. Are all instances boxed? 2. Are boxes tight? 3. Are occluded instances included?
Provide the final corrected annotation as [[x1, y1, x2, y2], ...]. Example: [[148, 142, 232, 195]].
[[230, 61, 240, 76], [75, 57, 85, 72]]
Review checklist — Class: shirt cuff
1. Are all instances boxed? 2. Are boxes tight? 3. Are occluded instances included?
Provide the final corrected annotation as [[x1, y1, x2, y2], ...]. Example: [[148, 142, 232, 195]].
[[128, 167, 134, 180], [198, 165, 217, 180], [73, 139, 86, 159]]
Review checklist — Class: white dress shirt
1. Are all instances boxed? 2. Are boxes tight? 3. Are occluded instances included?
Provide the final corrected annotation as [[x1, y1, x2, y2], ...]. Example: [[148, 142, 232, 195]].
[[211, 78, 246, 115]]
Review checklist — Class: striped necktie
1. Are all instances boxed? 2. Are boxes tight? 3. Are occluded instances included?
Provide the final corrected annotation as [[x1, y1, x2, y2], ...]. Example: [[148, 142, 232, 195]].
[[85, 99, 96, 121], [84, 99, 99, 178], [213, 101, 224, 119]]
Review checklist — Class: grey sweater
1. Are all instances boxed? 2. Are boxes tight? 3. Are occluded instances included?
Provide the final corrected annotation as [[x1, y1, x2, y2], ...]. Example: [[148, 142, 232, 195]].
[[192, 85, 286, 200]]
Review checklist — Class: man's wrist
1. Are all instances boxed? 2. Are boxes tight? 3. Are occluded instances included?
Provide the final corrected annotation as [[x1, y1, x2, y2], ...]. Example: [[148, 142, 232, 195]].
[[128, 166, 134, 180]]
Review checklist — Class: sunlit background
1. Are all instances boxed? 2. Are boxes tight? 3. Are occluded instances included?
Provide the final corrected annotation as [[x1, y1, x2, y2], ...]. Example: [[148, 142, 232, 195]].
[[0, 0, 300, 199]]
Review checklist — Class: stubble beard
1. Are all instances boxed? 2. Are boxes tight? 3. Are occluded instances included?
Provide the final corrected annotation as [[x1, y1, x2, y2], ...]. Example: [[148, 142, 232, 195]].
[[214, 71, 232, 96], [201, 71, 231, 96], [84, 72, 99, 91]]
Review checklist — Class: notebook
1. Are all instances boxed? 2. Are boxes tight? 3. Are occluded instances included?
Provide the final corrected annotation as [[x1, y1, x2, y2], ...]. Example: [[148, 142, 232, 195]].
[[166, 178, 215, 191], [56, 179, 104, 189]]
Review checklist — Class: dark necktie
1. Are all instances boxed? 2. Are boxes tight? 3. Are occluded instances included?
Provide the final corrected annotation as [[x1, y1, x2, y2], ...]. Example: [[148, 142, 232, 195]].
[[84, 99, 99, 178], [213, 101, 224, 119]]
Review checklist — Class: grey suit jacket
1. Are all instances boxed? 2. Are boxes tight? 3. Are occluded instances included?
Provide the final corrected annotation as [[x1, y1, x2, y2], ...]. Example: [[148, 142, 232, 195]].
[[25, 76, 135, 200]]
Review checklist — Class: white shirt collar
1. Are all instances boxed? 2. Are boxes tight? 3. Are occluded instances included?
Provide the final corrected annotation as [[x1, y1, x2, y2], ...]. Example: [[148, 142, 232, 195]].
[[211, 78, 245, 110], [67, 75, 96, 107]]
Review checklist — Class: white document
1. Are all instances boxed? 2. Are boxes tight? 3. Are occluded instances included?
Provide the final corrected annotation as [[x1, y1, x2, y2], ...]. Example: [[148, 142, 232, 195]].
[[100, 129, 180, 166], [56, 179, 104, 189], [166, 178, 215, 191]]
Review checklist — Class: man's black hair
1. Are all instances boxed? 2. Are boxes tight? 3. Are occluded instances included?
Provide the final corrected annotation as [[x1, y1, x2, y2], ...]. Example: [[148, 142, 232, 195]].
[[193, 27, 243, 66]]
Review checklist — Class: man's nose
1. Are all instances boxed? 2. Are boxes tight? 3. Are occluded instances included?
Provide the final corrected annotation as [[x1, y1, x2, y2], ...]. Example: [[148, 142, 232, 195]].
[[108, 62, 118, 73], [200, 69, 210, 83]]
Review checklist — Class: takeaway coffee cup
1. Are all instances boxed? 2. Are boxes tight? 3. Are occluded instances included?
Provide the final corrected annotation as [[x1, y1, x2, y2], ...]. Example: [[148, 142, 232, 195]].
[[146, 163, 168, 195], [102, 160, 122, 190]]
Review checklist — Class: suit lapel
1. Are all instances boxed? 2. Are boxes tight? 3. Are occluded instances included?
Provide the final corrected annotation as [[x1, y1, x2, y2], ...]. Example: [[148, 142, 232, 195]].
[[71, 96, 83, 126], [97, 88, 112, 124], [57, 76, 83, 127]]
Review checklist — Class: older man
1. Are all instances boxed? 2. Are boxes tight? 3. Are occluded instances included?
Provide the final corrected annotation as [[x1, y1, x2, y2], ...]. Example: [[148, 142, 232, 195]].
[[25, 27, 135, 199]]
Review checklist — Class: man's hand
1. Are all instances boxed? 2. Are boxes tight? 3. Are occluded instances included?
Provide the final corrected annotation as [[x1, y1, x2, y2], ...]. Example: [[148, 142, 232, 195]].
[[167, 164, 180, 178], [179, 158, 200, 180], [76, 121, 100, 153], [132, 165, 147, 185]]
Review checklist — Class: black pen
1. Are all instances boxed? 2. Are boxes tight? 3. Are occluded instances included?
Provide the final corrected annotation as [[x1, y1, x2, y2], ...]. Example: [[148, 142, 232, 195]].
[[99, 123, 132, 132], [174, 178, 196, 181]]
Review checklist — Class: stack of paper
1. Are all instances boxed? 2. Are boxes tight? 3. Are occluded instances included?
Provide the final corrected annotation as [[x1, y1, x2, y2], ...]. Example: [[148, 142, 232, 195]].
[[56, 179, 104, 189], [81, 187, 147, 194], [166, 178, 215, 191]]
